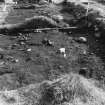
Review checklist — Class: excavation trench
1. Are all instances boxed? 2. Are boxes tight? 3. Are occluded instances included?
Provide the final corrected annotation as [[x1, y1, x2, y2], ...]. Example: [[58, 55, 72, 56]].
[[0, 1, 104, 90], [0, 1, 105, 105]]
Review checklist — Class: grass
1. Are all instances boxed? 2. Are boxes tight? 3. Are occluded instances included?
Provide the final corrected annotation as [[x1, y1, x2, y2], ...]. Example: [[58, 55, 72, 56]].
[[0, 73, 105, 105]]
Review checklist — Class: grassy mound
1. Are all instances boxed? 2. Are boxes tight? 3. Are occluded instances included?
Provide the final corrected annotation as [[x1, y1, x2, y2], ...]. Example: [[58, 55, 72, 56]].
[[0, 73, 105, 105]]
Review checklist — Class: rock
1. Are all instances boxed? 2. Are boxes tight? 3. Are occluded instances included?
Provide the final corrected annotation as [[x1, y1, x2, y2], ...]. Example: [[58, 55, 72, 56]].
[[42, 38, 54, 46], [94, 25, 99, 31], [63, 53, 67, 58], [79, 37, 87, 42], [52, 15, 64, 21], [11, 59, 19, 63], [52, 0, 64, 4], [6, 56, 14, 61], [36, 30, 42, 33], [20, 42, 25, 45], [0, 61, 5, 67], [27, 48, 32, 52], [59, 48, 65, 53], [59, 48, 67, 58], [5, 56, 19, 63], [0, 48, 4, 52], [94, 32, 101, 38], [83, 50, 87, 55], [74, 37, 87, 43]]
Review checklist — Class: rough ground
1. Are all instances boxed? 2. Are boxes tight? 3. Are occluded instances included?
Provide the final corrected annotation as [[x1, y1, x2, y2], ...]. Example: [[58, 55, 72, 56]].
[[0, 0, 105, 105]]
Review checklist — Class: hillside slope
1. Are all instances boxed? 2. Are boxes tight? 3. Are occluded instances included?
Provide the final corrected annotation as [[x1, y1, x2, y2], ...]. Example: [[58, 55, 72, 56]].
[[0, 73, 105, 105]]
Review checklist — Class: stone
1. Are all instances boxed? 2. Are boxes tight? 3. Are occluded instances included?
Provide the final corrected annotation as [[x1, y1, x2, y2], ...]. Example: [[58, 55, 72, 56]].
[[27, 48, 32, 52], [74, 37, 87, 43], [42, 38, 54, 46], [59, 48, 65, 53], [52, 0, 64, 4]]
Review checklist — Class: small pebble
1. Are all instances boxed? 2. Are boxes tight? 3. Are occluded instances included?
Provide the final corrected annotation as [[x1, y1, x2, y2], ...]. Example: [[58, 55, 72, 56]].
[[94, 25, 99, 31], [79, 37, 87, 42], [27, 48, 32, 52], [6, 56, 14, 61], [53, 14, 64, 21], [64, 53, 67, 58], [11, 59, 19, 63], [83, 50, 87, 55], [18, 49, 24, 51], [59, 48, 67, 58], [19, 33, 23, 36], [75, 37, 87, 43], [48, 40, 54, 45], [0, 61, 5, 65], [20, 42, 25, 45], [42, 38, 54, 46], [0, 48, 4, 51], [94, 32, 101, 38], [52, 0, 64, 4], [0, 61, 5, 67], [15, 59, 19, 63], [59, 48, 66, 53], [36, 30, 42, 33]]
